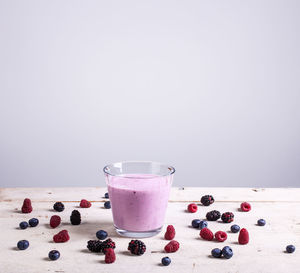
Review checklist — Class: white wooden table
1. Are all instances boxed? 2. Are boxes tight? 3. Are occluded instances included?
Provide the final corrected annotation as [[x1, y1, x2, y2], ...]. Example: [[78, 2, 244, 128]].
[[0, 187, 299, 273]]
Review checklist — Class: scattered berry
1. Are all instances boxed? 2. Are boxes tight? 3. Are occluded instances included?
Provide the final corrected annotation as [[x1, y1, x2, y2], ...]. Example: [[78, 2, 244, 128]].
[[87, 240, 103, 253], [50, 215, 61, 228], [286, 245, 296, 253], [211, 248, 222, 258], [192, 219, 201, 228], [222, 246, 233, 259], [105, 248, 116, 264], [206, 210, 221, 221], [187, 203, 198, 213], [29, 218, 39, 227], [238, 228, 249, 245], [21, 198, 32, 213], [17, 240, 29, 250], [221, 212, 234, 223], [128, 240, 146, 255], [161, 257, 171, 266], [231, 224, 240, 233], [257, 219, 266, 226], [200, 195, 214, 206], [53, 230, 70, 243], [200, 227, 214, 241], [19, 221, 28, 229], [104, 192, 109, 199], [215, 231, 227, 242], [70, 210, 81, 225], [164, 225, 176, 240], [104, 201, 111, 209], [240, 202, 251, 212], [101, 238, 116, 253], [48, 250, 60, 260], [199, 220, 208, 230], [80, 199, 92, 208], [53, 202, 64, 212], [96, 230, 108, 240], [164, 240, 180, 253]]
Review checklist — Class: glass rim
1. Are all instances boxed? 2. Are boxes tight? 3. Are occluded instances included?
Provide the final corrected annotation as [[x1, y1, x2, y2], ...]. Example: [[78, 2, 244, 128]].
[[103, 161, 175, 178]]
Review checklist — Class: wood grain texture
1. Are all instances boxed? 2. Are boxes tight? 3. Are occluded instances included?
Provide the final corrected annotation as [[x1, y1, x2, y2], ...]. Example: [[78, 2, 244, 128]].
[[0, 187, 299, 273]]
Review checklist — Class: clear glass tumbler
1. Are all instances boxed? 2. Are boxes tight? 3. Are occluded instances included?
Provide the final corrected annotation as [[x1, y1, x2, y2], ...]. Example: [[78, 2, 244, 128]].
[[103, 161, 175, 238]]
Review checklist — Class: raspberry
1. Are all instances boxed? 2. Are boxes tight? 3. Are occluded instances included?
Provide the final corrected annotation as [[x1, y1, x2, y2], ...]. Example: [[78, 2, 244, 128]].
[[206, 210, 221, 221], [53, 202, 64, 212], [164, 225, 175, 240], [50, 215, 61, 228], [101, 238, 116, 253], [80, 199, 91, 208], [164, 240, 180, 253], [70, 210, 81, 225], [200, 195, 214, 206], [21, 198, 32, 213], [87, 240, 103, 252], [221, 212, 234, 223], [105, 248, 116, 264], [240, 202, 251, 212], [200, 227, 214, 241], [238, 228, 249, 245], [187, 203, 198, 213], [215, 231, 227, 242], [128, 240, 146, 255], [53, 230, 70, 243]]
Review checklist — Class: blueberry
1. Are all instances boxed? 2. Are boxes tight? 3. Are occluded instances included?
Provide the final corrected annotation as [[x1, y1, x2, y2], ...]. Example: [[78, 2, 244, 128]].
[[48, 250, 60, 260], [286, 245, 296, 253], [104, 201, 111, 209], [17, 240, 29, 250], [19, 221, 29, 230], [211, 248, 222, 258], [257, 219, 266, 226], [104, 192, 109, 199], [191, 219, 201, 228], [231, 224, 240, 233], [199, 220, 208, 230], [222, 246, 233, 259], [96, 230, 108, 240], [161, 256, 171, 266], [29, 218, 39, 227]]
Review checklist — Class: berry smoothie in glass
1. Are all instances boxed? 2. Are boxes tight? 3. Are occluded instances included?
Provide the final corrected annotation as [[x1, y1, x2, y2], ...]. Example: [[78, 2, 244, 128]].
[[103, 161, 175, 238]]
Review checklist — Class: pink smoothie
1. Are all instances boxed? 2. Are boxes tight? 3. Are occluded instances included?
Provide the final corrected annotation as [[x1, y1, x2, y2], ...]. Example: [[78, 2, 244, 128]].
[[107, 174, 172, 232]]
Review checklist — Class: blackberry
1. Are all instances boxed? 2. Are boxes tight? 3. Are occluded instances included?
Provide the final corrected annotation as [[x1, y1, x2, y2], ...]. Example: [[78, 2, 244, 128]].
[[70, 210, 81, 225], [206, 210, 221, 221], [201, 195, 214, 206], [87, 240, 103, 253], [221, 212, 234, 223], [128, 240, 146, 255], [101, 238, 116, 253], [53, 202, 65, 212]]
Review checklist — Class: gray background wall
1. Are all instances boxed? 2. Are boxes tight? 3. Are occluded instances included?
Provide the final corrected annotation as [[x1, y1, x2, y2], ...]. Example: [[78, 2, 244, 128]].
[[0, 0, 299, 188]]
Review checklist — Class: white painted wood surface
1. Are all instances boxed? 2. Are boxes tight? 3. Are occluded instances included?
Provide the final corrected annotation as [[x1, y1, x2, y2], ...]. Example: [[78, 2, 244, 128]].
[[0, 187, 299, 273]]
